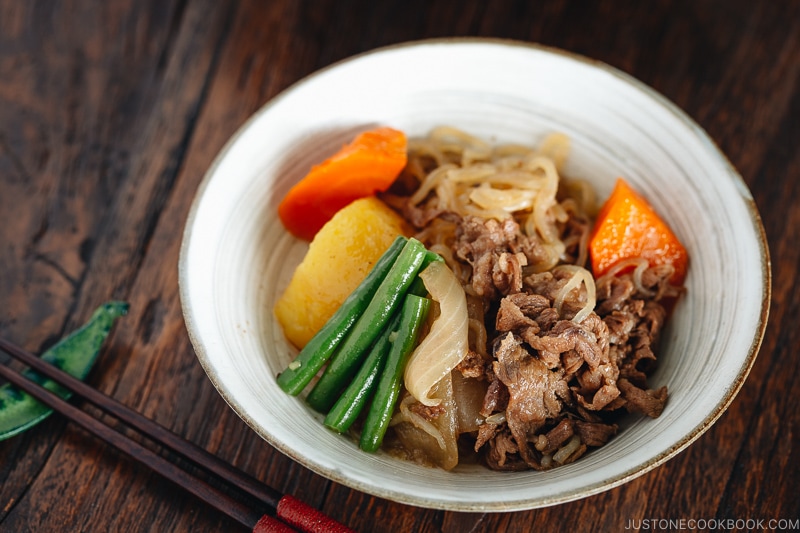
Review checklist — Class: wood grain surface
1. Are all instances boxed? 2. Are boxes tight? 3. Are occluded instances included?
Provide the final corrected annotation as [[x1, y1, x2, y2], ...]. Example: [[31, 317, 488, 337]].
[[1, 1, 797, 531]]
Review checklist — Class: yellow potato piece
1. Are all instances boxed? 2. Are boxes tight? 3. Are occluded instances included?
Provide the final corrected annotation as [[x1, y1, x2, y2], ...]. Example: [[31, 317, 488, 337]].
[[274, 197, 411, 349]]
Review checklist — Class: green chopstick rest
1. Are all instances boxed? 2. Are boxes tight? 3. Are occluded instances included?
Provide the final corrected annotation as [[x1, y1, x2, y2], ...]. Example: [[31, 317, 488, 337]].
[[0, 301, 129, 440]]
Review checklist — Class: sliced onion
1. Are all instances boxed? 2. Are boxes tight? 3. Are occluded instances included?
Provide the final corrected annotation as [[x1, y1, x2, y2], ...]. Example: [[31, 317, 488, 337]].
[[404, 261, 469, 406], [469, 184, 537, 212], [553, 265, 596, 324], [451, 371, 487, 434], [553, 435, 582, 464], [392, 376, 459, 470], [410, 163, 456, 205], [395, 394, 447, 450]]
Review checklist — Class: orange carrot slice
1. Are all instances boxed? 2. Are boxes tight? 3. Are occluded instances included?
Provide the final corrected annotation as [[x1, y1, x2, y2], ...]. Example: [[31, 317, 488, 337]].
[[589, 178, 688, 285], [278, 127, 408, 241]]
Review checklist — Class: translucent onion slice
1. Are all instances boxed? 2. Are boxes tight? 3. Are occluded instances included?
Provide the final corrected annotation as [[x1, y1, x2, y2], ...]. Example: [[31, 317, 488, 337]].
[[404, 261, 469, 406], [469, 184, 537, 212], [409, 164, 457, 205], [393, 394, 446, 450], [553, 265, 597, 323]]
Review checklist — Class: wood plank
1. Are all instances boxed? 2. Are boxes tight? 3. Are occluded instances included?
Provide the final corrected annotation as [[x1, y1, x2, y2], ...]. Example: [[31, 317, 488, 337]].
[[0, 0, 797, 530]]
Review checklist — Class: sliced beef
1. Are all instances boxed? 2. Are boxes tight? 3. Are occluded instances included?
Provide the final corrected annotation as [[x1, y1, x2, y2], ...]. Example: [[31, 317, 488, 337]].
[[523, 270, 567, 303], [526, 316, 610, 372], [536, 419, 575, 455], [405, 203, 677, 472], [495, 293, 547, 349], [485, 333, 571, 468], [493, 251, 528, 295], [573, 363, 621, 411], [559, 208, 593, 265], [484, 426, 533, 471], [409, 401, 447, 422], [496, 293, 549, 330], [456, 349, 490, 380], [480, 377, 509, 417], [454, 216, 549, 299], [475, 421, 501, 451], [618, 378, 668, 418], [602, 309, 637, 346], [641, 264, 684, 300], [595, 275, 636, 315], [454, 216, 517, 299], [598, 295, 667, 388], [492, 333, 569, 432], [574, 420, 618, 447]]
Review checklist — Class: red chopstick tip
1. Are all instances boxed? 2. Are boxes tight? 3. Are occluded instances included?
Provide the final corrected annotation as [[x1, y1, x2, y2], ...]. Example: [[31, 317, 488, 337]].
[[252, 514, 299, 533], [276, 495, 356, 533]]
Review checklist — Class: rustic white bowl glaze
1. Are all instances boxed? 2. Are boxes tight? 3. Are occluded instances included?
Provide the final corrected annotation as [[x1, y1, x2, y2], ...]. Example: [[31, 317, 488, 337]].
[[179, 39, 770, 511]]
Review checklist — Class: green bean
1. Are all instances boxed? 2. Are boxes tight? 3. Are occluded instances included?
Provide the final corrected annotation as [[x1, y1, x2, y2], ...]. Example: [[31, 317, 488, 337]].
[[322, 313, 399, 433], [305, 238, 428, 413], [360, 294, 430, 453], [277, 236, 407, 395], [0, 301, 129, 441], [407, 251, 443, 297]]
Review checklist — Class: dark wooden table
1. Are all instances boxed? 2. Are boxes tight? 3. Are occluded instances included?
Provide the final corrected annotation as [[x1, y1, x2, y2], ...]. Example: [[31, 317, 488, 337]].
[[1, 1, 797, 531]]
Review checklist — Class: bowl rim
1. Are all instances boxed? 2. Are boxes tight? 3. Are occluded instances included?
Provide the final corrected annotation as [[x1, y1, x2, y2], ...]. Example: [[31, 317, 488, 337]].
[[178, 37, 772, 511]]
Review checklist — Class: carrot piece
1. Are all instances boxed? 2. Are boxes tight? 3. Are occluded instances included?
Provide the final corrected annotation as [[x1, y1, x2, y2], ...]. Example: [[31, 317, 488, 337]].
[[278, 127, 408, 241], [589, 178, 688, 285]]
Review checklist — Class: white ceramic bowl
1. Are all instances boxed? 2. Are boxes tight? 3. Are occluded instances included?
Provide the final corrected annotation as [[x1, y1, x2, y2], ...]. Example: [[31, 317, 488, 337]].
[[179, 39, 770, 511]]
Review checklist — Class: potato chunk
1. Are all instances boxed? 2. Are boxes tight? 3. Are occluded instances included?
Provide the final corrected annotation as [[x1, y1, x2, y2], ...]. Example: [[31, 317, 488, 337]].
[[274, 197, 411, 348]]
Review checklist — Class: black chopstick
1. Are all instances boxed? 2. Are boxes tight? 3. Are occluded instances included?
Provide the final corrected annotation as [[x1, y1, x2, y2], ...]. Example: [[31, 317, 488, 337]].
[[0, 337, 355, 533]]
